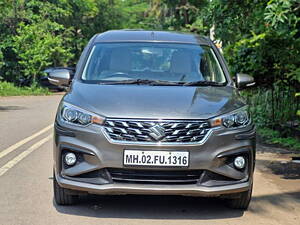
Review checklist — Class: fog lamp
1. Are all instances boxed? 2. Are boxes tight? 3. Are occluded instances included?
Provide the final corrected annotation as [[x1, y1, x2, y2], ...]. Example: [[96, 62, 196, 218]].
[[65, 152, 77, 166], [234, 156, 245, 169]]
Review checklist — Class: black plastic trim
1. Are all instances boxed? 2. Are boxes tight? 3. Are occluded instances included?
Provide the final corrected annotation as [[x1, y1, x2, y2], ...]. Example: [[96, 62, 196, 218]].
[[55, 123, 76, 137], [235, 129, 256, 140], [60, 144, 95, 156], [217, 148, 251, 158]]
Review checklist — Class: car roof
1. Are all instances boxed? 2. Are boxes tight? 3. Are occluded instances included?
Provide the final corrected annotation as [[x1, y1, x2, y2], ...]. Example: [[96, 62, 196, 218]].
[[94, 30, 211, 45]]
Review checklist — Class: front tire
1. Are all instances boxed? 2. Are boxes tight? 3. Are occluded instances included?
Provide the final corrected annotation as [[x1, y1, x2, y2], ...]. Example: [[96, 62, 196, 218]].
[[226, 184, 253, 210], [53, 173, 77, 205]]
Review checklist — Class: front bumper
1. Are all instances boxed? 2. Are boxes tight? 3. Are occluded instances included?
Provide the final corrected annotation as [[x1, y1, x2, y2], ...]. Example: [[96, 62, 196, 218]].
[[53, 120, 256, 197], [55, 172, 251, 197]]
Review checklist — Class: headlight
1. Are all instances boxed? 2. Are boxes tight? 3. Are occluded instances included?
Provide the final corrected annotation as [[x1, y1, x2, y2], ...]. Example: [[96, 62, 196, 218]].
[[210, 107, 250, 128], [59, 102, 105, 126]]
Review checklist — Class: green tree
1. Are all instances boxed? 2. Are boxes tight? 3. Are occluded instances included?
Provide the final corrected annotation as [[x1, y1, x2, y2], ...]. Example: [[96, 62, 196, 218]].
[[0, 0, 126, 84], [147, 0, 207, 30], [203, 0, 267, 45], [120, 0, 150, 29], [13, 20, 73, 83], [51, 0, 125, 59]]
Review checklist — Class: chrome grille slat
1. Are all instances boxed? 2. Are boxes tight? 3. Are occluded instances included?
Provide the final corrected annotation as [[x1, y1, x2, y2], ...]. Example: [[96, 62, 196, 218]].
[[103, 119, 211, 144], [107, 121, 115, 127]]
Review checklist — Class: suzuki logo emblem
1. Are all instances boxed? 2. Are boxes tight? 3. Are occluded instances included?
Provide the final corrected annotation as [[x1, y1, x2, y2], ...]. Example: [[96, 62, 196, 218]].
[[149, 124, 166, 141]]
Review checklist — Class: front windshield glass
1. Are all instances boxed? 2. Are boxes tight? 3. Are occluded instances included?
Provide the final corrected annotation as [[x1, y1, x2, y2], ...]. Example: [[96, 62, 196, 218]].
[[81, 43, 226, 84]]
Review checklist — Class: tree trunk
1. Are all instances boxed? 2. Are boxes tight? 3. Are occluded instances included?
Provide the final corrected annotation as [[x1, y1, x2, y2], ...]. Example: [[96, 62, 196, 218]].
[[180, 0, 189, 25]]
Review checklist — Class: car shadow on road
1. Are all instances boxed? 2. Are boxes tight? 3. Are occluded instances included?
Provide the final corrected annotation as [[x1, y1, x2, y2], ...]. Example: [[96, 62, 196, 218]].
[[249, 191, 300, 214], [257, 159, 300, 179], [54, 195, 244, 220]]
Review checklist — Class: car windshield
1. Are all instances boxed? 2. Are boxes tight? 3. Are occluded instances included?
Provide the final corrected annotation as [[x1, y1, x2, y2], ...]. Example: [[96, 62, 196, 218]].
[[81, 43, 227, 85]]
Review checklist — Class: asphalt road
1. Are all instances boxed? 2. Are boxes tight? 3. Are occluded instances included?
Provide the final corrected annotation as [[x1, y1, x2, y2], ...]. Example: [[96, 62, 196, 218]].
[[0, 95, 299, 225]]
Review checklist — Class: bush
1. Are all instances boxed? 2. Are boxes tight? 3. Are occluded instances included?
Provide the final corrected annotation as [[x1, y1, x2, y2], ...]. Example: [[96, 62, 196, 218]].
[[242, 85, 298, 128], [242, 85, 300, 151], [13, 20, 73, 84], [0, 0, 126, 86], [224, 31, 300, 87], [258, 127, 300, 151]]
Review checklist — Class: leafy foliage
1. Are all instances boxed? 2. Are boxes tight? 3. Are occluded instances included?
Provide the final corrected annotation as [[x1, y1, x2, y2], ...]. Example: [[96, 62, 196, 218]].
[[13, 20, 73, 83], [203, 0, 267, 44], [258, 127, 300, 151], [206, 0, 300, 88], [242, 85, 298, 127], [224, 31, 300, 86], [0, 0, 126, 85]]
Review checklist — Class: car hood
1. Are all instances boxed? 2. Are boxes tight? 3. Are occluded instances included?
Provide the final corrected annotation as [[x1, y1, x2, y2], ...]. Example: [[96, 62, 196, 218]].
[[64, 81, 246, 120]]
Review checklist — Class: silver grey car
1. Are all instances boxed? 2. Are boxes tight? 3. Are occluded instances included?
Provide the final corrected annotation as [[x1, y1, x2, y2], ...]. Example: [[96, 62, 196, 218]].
[[48, 30, 256, 209]]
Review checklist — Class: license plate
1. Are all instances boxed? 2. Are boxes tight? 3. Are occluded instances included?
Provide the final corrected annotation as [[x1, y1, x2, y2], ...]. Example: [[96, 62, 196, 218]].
[[124, 150, 189, 167]]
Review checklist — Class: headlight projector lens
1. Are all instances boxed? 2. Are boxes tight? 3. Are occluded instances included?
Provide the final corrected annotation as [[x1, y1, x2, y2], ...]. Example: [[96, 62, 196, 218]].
[[65, 152, 77, 166], [78, 113, 91, 125], [235, 111, 248, 125], [234, 156, 246, 169], [223, 115, 235, 128], [64, 109, 78, 122]]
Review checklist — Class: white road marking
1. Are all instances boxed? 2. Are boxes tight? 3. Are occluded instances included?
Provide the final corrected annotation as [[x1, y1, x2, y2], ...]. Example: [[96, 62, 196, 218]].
[[0, 124, 53, 159], [0, 135, 52, 177]]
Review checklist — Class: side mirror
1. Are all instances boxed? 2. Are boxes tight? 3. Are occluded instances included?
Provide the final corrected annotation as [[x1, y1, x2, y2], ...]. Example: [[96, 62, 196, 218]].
[[45, 68, 74, 87], [235, 73, 255, 89]]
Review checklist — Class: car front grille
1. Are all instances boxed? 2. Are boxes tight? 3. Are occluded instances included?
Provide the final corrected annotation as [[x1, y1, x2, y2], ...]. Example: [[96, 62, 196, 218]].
[[108, 168, 203, 184], [103, 119, 211, 144]]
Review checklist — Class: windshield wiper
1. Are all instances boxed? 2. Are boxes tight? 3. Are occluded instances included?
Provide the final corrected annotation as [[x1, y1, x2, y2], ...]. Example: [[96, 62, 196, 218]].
[[183, 80, 226, 86], [97, 79, 225, 86], [97, 79, 185, 86]]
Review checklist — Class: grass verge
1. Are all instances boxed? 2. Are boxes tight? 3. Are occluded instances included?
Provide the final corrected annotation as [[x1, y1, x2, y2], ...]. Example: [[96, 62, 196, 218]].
[[258, 127, 300, 151], [0, 81, 50, 96]]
